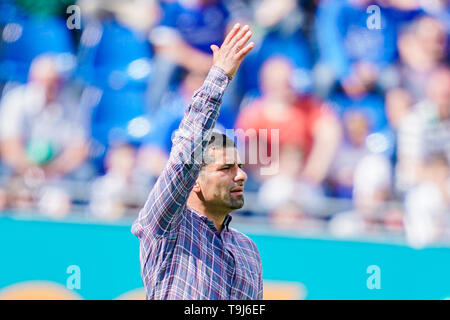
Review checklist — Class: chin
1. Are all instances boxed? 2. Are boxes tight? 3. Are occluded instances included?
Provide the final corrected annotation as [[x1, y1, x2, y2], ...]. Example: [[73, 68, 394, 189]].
[[230, 200, 244, 210]]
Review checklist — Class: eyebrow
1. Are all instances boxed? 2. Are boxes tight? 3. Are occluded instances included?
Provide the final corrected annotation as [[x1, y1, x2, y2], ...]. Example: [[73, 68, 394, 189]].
[[218, 163, 243, 168]]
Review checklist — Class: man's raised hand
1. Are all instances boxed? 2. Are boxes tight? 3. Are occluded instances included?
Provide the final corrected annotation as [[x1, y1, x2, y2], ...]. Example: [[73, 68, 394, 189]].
[[210, 24, 254, 79]]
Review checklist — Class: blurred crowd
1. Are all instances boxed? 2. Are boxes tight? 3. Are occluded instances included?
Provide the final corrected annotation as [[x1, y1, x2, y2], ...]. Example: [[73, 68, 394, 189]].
[[0, 0, 449, 247]]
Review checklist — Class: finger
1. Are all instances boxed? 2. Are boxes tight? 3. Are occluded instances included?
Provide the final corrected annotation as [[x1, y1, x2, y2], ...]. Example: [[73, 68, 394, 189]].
[[210, 44, 219, 54], [228, 24, 250, 49], [236, 42, 255, 60], [223, 23, 241, 47], [234, 30, 252, 53]]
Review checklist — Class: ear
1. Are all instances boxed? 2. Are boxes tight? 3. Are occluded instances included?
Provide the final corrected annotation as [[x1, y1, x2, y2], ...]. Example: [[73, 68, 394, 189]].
[[192, 180, 201, 193]]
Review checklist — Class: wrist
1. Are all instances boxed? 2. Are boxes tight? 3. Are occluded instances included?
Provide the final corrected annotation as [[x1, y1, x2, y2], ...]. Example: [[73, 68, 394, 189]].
[[208, 66, 232, 87], [212, 65, 233, 81]]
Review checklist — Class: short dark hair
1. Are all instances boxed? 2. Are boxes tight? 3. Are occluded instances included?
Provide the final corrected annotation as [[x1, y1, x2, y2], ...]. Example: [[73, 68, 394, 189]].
[[208, 132, 236, 148], [201, 132, 237, 168]]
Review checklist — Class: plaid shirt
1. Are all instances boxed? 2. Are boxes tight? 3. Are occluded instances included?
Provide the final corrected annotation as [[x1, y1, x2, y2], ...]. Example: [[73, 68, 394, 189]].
[[132, 66, 263, 300]]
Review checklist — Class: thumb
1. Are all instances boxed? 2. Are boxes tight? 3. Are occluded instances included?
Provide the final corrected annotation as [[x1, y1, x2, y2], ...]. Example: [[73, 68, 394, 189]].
[[210, 44, 219, 54]]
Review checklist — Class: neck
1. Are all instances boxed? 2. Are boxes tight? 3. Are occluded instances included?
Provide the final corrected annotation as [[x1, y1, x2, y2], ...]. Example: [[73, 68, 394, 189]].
[[187, 195, 229, 233]]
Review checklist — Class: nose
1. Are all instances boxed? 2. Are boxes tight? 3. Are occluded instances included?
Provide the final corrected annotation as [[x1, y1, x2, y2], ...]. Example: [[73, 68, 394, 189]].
[[234, 166, 247, 183]]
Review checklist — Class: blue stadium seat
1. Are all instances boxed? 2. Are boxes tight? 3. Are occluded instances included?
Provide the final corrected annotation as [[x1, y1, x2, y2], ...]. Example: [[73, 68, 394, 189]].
[[91, 88, 147, 142], [77, 20, 153, 90], [0, 15, 74, 82]]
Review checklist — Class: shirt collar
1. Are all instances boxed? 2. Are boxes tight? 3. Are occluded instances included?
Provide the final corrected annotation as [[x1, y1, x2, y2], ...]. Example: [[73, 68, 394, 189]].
[[223, 214, 232, 232], [197, 213, 232, 233]]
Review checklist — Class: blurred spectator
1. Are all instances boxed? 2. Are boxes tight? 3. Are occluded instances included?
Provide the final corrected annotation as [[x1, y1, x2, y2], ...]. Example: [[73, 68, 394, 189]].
[[235, 57, 341, 185], [326, 90, 394, 197], [386, 15, 447, 103], [385, 88, 413, 131], [151, 0, 229, 71], [258, 144, 326, 226], [148, 0, 233, 110], [353, 154, 393, 217], [404, 152, 450, 248], [0, 54, 89, 216], [327, 110, 372, 198], [329, 91, 388, 133], [384, 87, 413, 164], [240, 0, 312, 95], [329, 154, 396, 237], [379, 14, 445, 165], [78, 0, 159, 32], [418, 0, 450, 33], [90, 143, 149, 220], [314, 0, 401, 97], [0, 0, 447, 244], [397, 66, 450, 193]]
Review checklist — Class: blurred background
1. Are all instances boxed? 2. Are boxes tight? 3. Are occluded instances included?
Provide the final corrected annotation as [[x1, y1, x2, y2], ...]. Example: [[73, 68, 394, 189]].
[[0, 0, 449, 299]]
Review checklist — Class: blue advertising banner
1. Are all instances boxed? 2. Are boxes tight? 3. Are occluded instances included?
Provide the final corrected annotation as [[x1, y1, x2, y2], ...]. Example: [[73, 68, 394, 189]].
[[0, 216, 449, 299]]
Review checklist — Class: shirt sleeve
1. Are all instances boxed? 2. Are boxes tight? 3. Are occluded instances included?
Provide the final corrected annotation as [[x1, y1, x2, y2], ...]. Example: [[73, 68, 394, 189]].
[[132, 66, 230, 238]]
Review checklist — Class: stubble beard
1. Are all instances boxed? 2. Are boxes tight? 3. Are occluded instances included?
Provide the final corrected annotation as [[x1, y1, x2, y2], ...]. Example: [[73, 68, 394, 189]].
[[229, 195, 245, 210]]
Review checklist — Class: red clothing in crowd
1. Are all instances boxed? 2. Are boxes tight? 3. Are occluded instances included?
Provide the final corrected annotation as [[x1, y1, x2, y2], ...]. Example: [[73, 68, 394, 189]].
[[235, 95, 333, 157]]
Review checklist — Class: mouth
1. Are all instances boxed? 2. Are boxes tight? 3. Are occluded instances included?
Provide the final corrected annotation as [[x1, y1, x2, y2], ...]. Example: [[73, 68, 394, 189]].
[[230, 187, 244, 196]]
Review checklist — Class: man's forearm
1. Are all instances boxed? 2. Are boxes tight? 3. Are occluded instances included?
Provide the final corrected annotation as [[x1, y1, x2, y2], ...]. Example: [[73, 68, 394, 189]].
[[132, 66, 230, 238], [171, 66, 230, 165], [132, 23, 254, 238]]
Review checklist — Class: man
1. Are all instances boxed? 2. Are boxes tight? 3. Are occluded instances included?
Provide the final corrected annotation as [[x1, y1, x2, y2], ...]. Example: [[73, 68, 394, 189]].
[[235, 56, 341, 185], [0, 54, 89, 216], [132, 24, 262, 299], [0, 54, 88, 179], [397, 66, 450, 192]]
